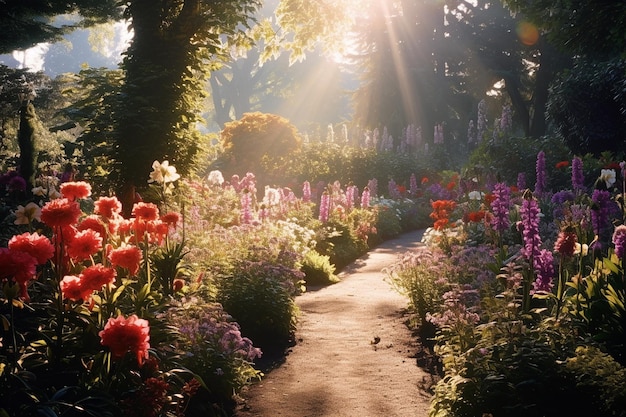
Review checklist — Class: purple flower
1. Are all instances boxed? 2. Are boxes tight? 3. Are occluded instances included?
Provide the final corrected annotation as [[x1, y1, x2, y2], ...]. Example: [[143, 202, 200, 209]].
[[388, 179, 401, 199], [535, 151, 547, 196], [302, 181, 311, 203], [551, 190, 575, 220], [409, 174, 418, 197], [361, 187, 371, 209], [532, 249, 555, 293], [520, 195, 542, 261], [572, 157, 585, 192], [239, 190, 254, 225], [591, 189, 615, 236], [346, 185, 357, 210], [612, 225, 626, 259], [319, 191, 331, 222], [490, 182, 511, 232], [367, 178, 378, 197], [517, 172, 526, 191]]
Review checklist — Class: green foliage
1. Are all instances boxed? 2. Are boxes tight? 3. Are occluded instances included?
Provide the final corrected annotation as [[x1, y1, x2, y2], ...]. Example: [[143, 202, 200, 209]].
[[468, 135, 571, 189], [547, 57, 626, 157], [218, 112, 302, 186], [316, 220, 369, 271], [300, 249, 339, 287], [214, 258, 302, 351]]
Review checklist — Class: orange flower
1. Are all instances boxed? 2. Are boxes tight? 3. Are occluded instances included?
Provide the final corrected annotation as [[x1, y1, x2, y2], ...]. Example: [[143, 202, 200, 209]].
[[430, 200, 457, 230], [100, 314, 150, 365], [108, 245, 143, 275], [41, 198, 82, 228], [60, 181, 92, 201], [66, 229, 103, 261], [421, 177, 429, 184], [555, 161, 570, 169], [8, 232, 54, 265], [467, 211, 486, 223]]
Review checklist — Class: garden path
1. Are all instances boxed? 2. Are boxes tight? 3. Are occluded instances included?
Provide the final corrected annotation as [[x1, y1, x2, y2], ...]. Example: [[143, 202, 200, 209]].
[[234, 229, 433, 417]]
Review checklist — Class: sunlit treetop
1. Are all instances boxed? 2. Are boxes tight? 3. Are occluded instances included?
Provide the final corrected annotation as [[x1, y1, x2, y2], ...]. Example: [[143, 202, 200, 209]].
[[0, 0, 123, 54]]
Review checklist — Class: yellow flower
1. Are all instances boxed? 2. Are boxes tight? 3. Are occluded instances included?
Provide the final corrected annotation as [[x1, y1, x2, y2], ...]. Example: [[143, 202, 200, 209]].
[[148, 160, 180, 184], [14, 202, 42, 225]]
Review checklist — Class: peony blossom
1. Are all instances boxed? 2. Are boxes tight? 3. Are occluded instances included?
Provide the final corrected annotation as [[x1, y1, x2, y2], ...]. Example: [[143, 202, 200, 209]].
[[100, 314, 150, 365], [78, 215, 108, 237], [148, 160, 180, 184], [60, 275, 93, 301], [80, 264, 116, 291], [66, 229, 103, 261], [109, 244, 143, 275], [8, 232, 54, 265], [94, 196, 123, 219], [0, 248, 38, 300], [132, 202, 159, 222], [14, 202, 42, 225], [60, 181, 92, 201], [41, 198, 82, 228], [160, 212, 180, 228]]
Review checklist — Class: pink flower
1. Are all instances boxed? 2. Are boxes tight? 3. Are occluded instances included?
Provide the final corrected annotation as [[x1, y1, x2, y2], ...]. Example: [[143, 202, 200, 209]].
[[108, 245, 142, 275], [60, 275, 92, 302], [94, 196, 122, 219], [41, 198, 82, 228], [160, 212, 180, 229], [132, 202, 159, 221], [77, 215, 108, 238], [66, 229, 103, 261], [8, 232, 54, 265], [100, 314, 150, 365], [80, 264, 116, 291], [0, 248, 38, 301], [60, 181, 92, 201]]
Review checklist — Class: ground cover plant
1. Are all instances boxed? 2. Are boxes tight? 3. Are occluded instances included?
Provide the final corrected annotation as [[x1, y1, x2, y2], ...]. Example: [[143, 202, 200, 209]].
[[387, 150, 626, 417]]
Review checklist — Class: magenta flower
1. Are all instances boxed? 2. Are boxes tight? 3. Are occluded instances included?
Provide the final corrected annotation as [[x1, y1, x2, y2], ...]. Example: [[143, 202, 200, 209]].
[[319, 192, 331, 222], [520, 194, 542, 261], [302, 181, 311, 203], [535, 151, 547, 196], [612, 225, 626, 259], [571, 157, 585, 192], [532, 249, 555, 293], [361, 187, 371, 209], [490, 182, 511, 232]]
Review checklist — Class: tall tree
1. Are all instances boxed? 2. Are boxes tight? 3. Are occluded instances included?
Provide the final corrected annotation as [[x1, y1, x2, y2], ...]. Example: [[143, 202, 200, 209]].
[[114, 0, 261, 195]]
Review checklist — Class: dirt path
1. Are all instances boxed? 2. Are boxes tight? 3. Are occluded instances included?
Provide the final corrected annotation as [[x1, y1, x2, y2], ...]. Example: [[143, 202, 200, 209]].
[[234, 229, 434, 417]]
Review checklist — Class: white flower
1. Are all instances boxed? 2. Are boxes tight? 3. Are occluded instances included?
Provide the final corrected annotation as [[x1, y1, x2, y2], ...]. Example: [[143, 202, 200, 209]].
[[149, 160, 181, 184], [207, 170, 224, 186], [48, 188, 61, 199], [574, 243, 589, 256], [468, 191, 484, 200], [14, 202, 42, 225], [600, 169, 616, 188], [32, 186, 47, 196]]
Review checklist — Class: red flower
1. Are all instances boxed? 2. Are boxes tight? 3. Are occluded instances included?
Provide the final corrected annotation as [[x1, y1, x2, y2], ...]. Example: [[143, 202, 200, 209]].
[[467, 211, 486, 223], [430, 200, 457, 230], [555, 161, 570, 169], [100, 314, 150, 365], [0, 248, 37, 300], [78, 215, 108, 238], [60, 181, 92, 201], [108, 245, 143, 275], [554, 230, 577, 257], [41, 198, 82, 228], [80, 264, 116, 291], [160, 211, 181, 228], [484, 193, 497, 205], [66, 229, 103, 261], [61, 275, 93, 301], [94, 196, 122, 219], [132, 202, 159, 221], [173, 278, 185, 292], [446, 181, 456, 191], [8, 232, 54, 265], [510, 185, 519, 193], [421, 177, 429, 184]]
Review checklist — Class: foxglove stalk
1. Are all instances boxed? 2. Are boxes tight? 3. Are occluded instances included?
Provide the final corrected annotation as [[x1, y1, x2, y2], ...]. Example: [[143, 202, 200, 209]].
[[591, 189, 612, 236], [612, 225, 626, 259], [520, 195, 542, 261], [517, 172, 526, 191], [319, 192, 331, 222], [367, 179, 378, 197], [302, 181, 311, 203], [239, 191, 253, 225], [571, 157, 585, 192], [490, 182, 511, 232], [409, 174, 418, 196], [532, 249, 555, 293], [346, 185, 357, 210], [535, 151, 547, 196], [361, 187, 371, 209]]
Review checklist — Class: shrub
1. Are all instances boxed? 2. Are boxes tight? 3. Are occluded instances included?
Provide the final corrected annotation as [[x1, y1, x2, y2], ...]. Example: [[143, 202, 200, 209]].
[[300, 249, 339, 286], [213, 259, 303, 351]]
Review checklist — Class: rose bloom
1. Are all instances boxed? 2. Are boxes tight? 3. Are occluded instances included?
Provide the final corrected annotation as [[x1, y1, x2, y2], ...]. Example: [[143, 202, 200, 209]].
[[61, 275, 93, 302], [132, 202, 159, 221], [94, 196, 123, 219], [99, 314, 150, 365], [66, 229, 103, 261], [8, 232, 54, 265], [108, 245, 143, 275], [78, 215, 108, 238], [60, 181, 92, 201], [80, 264, 116, 291], [41, 198, 82, 228], [14, 202, 42, 225]]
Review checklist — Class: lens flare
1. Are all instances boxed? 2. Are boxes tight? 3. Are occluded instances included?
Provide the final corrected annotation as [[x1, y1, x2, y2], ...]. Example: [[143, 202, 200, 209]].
[[516, 21, 539, 46]]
